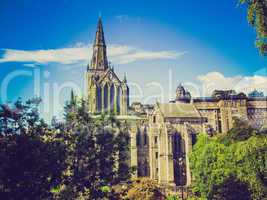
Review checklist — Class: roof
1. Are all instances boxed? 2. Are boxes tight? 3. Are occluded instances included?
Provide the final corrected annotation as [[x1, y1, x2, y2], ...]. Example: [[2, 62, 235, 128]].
[[157, 102, 201, 118], [98, 68, 121, 84]]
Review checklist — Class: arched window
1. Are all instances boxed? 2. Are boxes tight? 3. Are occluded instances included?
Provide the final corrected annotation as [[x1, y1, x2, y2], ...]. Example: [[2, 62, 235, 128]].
[[173, 132, 181, 153], [136, 129, 141, 146], [104, 84, 108, 111], [117, 86, 121, 114], [143, 127, 148, 145], [110, 84, 115, 113], [97, 86, 102, 112]]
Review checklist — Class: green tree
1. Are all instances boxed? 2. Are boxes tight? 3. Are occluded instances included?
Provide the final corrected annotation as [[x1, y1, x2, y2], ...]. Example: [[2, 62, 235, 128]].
[[95, 125, 116, 185], [59, 92, 132, 199], [209, 176, 251, 200], [0, 99, 68, 200], [72, 128, 101, 199], [222, 118, 258, 142], [115, 129, 131, 183], [190, 119, 267, 200], [239, 0, 267, 55]]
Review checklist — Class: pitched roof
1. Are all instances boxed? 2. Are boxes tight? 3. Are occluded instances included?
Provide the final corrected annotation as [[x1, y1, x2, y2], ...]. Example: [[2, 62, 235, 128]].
[[98, 68, 121, 84], [157, 102, 201, 118]]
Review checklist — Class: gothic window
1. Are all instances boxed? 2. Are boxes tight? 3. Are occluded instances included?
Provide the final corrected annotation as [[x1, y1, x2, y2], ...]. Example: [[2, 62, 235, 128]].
[[117, 86, 121, 114], [173, 133, 181, 155], [110, 84, 115, 113], [97, 86, 102, 112], [104, 84, 108, 111], [155, 152, 158, 159], [144, 127, 148, 145], [136, 129, 141, 146]]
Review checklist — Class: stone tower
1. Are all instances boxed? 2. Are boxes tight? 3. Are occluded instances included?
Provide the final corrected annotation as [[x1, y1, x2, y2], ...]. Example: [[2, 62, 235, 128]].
[[87, 17, 129, 115]]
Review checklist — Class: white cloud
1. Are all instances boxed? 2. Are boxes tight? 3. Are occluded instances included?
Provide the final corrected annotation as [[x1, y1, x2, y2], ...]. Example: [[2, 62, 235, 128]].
[[197, 71, 267, 95], [0, 43, 186, 66]]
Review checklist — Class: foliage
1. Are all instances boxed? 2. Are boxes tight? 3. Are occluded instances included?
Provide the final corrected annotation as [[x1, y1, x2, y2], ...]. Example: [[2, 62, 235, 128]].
[[115, 129, 131, 183], [190, 118, 267, 200], [209, 176, 251, 200], [218, 117, 260, 144], [0, 94, 132, 199], [0, 98, 68, 199], [166, 196, 180, 200], [57, 92, 132, 199], [126, 178, 164, 200], [0, 97, 46, 136], [239, 0, 267, 55]]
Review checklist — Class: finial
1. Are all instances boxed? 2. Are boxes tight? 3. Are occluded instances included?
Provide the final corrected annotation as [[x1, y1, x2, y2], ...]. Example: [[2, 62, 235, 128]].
[[98, 11, 102, 19]]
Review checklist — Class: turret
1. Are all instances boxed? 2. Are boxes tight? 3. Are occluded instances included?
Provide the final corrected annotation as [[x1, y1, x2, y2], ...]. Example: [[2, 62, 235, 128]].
[[175, 83, 191, 103]]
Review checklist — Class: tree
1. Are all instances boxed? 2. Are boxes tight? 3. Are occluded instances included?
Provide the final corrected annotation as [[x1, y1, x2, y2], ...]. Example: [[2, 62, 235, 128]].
[[0, 91, 132, 199], [95, 126, 116, 185], [209, 176, 251, 200], [115, 129, 131, 183], [0, 99, 68, 200], [190, 121, 267, 200], [71, 128, 101, 199], [224, 118, 257, 142], [59, 92, 132, 199], [239, 0, 267, 55]]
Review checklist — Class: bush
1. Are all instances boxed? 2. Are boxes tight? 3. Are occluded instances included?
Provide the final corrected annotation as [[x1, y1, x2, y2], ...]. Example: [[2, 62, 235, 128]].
[[126, 178, 164, 200]]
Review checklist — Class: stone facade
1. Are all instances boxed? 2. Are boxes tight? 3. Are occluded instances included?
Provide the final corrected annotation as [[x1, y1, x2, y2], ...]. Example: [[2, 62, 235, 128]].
[[87, 18, 267, 187]]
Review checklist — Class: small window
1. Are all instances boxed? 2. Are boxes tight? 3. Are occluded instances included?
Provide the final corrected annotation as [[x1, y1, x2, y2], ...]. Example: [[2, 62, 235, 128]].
[[154, 136, 158, 144], [155, 152, 158, 159], [153, 116, 156, 123]]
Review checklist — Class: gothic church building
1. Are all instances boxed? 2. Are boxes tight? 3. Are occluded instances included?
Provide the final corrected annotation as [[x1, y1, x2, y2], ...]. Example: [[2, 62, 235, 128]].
[[87, 18, 267, 188], [87, 18, 129, 115]]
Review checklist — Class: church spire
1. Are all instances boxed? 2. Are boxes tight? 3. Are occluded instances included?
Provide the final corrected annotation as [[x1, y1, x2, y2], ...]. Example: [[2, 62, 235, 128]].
[[90, 17, 108, 70], [94, 16, 105, 46]]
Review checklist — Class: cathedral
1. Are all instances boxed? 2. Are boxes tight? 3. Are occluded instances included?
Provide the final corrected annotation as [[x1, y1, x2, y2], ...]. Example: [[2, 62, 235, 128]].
[[87, 18, 267, 188], [87, 17, 129, 115]]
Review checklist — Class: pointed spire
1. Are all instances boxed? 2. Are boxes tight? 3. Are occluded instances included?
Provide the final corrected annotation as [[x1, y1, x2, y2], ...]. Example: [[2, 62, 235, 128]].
[[94, 16, 106, 46], [90, 16, 108, 70]]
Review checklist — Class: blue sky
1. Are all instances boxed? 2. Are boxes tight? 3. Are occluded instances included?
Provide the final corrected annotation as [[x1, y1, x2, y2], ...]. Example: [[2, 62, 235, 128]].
[[0, 0, 266, 120]]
